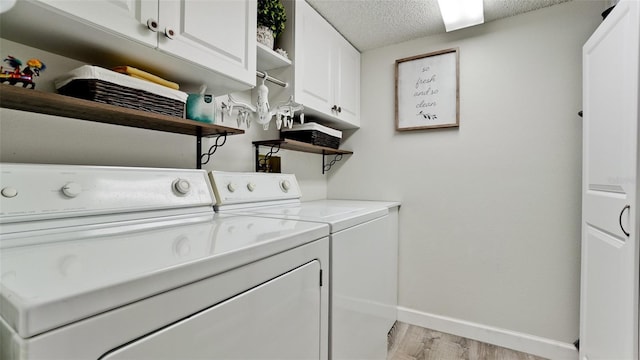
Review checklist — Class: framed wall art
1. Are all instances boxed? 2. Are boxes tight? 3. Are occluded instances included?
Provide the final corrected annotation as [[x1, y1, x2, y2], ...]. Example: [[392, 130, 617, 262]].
[[395, 48, 459, 131]]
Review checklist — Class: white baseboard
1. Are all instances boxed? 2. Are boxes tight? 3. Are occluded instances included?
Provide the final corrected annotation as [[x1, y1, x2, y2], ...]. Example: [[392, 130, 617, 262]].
[[397, 306, 578, 360]]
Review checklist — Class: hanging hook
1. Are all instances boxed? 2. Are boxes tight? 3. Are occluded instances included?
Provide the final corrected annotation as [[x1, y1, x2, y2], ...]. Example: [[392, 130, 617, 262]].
[[256, 70, 272, 127]]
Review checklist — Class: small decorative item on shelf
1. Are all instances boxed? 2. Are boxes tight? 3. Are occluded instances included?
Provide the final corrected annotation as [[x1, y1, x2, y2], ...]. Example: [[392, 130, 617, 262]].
[[0, 55, 46, 89], [257, 0, 286, 49], [275, 48, 288, 59]]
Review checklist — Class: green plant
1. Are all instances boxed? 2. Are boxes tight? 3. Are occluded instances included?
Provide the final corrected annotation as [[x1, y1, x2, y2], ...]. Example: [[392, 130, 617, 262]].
[[257, 0, 287, 38]]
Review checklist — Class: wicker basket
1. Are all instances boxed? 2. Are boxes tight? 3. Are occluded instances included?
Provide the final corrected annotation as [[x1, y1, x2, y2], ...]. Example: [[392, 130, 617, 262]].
[[57, 79, 185, 118], [55, 66, 187, 118], [281, 123, 342, 149]]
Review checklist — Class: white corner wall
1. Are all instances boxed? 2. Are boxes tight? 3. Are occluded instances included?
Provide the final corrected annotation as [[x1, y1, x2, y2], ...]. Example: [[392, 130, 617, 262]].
[[328, 0, 604, 357], [0, 38, 327, 200]]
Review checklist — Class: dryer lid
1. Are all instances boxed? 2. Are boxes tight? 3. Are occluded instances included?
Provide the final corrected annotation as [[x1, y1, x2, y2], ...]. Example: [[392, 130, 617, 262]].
[[1, 214, 328, 338], [229, 200, 389, 233]]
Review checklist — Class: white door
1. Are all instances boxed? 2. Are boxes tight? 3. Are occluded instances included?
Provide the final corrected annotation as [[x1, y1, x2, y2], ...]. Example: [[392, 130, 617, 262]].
[[580, 1, 640, 359], [101, 260, 322, 360], [294, 0, 334, 115], [35, 0, 158, 47], [157, 0, 256, 87]]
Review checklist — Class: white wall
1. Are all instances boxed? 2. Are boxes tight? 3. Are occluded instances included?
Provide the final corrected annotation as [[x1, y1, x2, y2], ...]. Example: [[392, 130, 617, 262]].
[[328, 0, 604, 351], [0, 38, 327, 200]]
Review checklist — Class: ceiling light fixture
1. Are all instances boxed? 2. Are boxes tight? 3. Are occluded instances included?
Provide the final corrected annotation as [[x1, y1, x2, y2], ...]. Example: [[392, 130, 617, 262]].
[[437, 0, 485, 32]]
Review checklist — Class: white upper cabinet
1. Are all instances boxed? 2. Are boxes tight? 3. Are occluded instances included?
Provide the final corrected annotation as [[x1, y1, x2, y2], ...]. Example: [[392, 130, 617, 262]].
[[333, 35, 360, 127], [294, 1, 334, 117], [158, 0, 256, 86], [0, 0, 256, 93], [283, 0, 360, 129], [32, 0, 159, 47]]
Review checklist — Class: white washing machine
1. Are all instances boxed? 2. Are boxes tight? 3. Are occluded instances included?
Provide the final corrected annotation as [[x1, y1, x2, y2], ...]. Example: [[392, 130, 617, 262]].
[[0, 163, 330, 360], [209, 171, 400, 360]]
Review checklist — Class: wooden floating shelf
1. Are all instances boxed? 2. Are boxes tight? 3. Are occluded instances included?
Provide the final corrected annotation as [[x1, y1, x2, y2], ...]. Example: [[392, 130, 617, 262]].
[[253, 139, 353, 155], [0, 84, 244, 137]]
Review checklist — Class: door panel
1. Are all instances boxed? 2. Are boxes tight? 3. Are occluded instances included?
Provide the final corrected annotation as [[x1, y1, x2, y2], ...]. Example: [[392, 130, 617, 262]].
[[582, 226, 635, 359], [37, 0, 158, 47], [102, 261, 322, 360], [583, 0, 634, 208], [294, 0, 333, 113], [158, 0, 256, 86], [581, 1, 640, 358], [335, 37, 360, 127]]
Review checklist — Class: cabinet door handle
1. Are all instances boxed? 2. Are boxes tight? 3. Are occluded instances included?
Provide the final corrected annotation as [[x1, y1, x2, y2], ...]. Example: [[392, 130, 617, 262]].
[[331, 105, 338, 112], [337, 106, 342, 113], [619, 205, 630, 237], [164, 27, 176, 39], [146, 18, 159, 32]]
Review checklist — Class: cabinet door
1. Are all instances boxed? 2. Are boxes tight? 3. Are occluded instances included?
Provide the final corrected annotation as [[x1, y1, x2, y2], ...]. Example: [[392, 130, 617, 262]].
[[35, 0, 158, 47], [580, 1, 640, 359], [102, 260, 322, 359], [158, 0, 256, 87], [335, 36, 360, 127], [294, 0, 334, 116]]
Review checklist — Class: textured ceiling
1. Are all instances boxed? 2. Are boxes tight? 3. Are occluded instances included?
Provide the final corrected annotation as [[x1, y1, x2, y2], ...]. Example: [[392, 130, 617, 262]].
[[305, 0, 574, 51]]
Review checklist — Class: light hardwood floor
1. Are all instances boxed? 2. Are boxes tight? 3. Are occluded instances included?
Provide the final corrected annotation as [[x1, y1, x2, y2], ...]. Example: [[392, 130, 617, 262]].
[[387, 322, 548, 360]]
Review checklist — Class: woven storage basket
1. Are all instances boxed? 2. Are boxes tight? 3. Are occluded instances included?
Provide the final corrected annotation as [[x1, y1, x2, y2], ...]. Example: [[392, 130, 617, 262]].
[[57, 79, 185, 118], [281, 123, 342, 149], [55, 66, 186, 118]]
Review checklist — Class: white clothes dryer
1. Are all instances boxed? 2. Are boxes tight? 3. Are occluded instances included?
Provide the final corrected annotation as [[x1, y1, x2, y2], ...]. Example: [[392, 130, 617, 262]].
[[0, 164, 330, 360], [209, 170, 400, 360]]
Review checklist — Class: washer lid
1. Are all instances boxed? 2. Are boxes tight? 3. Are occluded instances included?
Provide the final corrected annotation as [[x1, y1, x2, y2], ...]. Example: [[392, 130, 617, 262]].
[[0, 214, 328, 338], [232, 200, 391, 233]]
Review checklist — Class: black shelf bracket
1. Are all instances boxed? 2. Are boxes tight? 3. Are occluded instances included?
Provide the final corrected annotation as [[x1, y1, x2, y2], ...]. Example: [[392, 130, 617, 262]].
[[198, 132, 228, 169], [322, 152, 344, 174], [196, 128, 203, 169], [255, 143, 281, 172]]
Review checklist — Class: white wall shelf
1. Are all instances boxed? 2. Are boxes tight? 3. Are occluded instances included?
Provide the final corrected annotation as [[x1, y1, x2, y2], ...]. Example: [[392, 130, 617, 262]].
[[257, 42, 292, 71]]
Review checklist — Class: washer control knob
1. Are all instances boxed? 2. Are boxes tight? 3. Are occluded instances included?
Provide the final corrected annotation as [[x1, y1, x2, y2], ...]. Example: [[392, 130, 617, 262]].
[[61, 182, 82, 198], [173, 179, 191, 195], [280, 179, 291, 192], [247, 182, 256, 192], [227, 182, 237, 193], [1, 187, 18, 198]]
